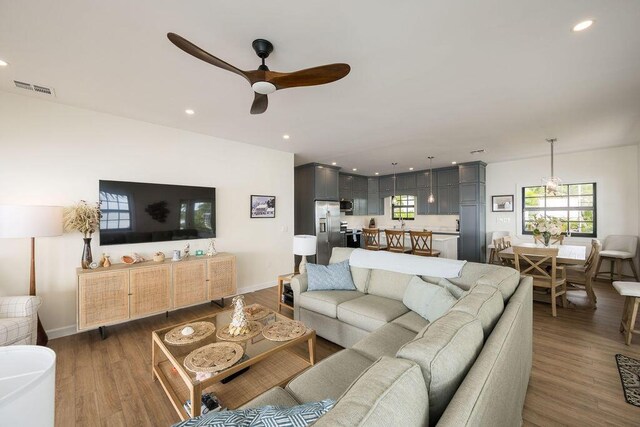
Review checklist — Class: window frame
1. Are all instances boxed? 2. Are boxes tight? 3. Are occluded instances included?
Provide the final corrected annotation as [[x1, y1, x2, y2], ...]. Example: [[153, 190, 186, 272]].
[[99, 190, 132, 231], [392, 195, 416, 221], [521, 182, 597, 237]]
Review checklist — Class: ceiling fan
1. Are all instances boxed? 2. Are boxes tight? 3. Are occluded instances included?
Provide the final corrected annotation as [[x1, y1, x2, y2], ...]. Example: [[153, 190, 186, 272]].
[[167, 33, 351, 114]]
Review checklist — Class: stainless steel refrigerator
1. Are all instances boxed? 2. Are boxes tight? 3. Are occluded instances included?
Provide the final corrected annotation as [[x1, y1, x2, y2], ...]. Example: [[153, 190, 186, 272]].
[[315, 201, 341, 265]]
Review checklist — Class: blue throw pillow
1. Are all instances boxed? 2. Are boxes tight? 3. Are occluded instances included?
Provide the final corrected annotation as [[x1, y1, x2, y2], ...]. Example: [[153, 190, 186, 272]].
[[306, 260, 356, 291], [171, 399, 335, 427]]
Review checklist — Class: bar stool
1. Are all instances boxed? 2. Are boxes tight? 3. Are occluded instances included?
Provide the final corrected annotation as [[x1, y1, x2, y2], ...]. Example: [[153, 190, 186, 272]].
[[385, 229, 410, 253], [595, 235, 639, 281], [362, 228, 383, 251], [613, 281, 640, 345], [409, 230, 441, 257]]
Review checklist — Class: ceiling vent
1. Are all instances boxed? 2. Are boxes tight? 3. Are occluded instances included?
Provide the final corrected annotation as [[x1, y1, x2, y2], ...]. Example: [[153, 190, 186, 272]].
[[470, 149, 485, 154], [13, 80, 56, 97]]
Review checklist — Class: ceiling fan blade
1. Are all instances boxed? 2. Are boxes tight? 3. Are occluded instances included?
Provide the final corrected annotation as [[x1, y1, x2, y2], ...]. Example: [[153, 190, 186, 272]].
[[267, 63, 350, 90], [167, 33, 250, 83], [250, 93, 268, 114]]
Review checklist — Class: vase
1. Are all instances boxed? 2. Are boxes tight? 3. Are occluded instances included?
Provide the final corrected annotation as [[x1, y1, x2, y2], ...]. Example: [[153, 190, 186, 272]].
[[81, 237, 93, 269], [542, 232, 551, 247]]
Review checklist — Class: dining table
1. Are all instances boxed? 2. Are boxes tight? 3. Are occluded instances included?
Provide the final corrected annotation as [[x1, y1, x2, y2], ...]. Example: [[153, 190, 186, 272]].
[[498, 243, 586, 265]]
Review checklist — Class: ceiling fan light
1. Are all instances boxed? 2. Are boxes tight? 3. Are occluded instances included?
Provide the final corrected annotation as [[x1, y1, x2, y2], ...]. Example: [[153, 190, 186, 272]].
[[252, 81, 276, 95]]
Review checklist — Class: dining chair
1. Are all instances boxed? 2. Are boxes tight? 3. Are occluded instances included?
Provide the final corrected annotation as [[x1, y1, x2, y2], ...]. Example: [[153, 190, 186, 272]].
[[613, 281, 640, 345], [533, 234, 565, 245], [362, 228, 383, 251], [488, 231, 510, 264], [513, 245, 567, 317], [565, 239, 601, 308], [409, 230, 441, 257], [491, 237, 506, 265], [594, 235, 639, 282], [384, 229, 409, 253]]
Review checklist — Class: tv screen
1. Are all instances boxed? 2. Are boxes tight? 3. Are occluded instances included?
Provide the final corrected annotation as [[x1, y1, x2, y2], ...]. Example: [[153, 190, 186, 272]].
[[98, 180, 216, 246]]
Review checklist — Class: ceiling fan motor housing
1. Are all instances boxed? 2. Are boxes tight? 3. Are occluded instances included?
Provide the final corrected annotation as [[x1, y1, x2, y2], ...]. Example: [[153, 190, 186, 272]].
[[252, 39, 273, 59]]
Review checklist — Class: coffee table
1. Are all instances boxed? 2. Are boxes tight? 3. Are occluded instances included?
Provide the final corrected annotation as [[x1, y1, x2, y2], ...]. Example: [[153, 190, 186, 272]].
[[152, 307, 316, 420]]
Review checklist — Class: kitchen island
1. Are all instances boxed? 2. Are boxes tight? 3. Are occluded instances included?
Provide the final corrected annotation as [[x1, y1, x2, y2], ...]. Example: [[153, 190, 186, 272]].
[[352, 227, 460, 260]]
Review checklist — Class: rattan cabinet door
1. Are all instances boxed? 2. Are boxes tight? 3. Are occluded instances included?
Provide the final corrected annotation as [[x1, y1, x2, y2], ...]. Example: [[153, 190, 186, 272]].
[[78, 270, 129, 330], [173, 260, 207, 308], [207, 256, 237, 300], [129, 265, 171, 317]]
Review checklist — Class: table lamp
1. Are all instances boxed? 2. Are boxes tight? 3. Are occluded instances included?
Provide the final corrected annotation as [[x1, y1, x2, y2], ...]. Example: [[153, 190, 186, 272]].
[[293, 235, 317, 274], [0, 205, 63, 346]]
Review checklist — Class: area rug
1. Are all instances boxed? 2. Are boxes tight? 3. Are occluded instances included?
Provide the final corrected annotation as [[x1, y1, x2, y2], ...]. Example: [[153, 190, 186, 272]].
[[615, 354, 640, 407]]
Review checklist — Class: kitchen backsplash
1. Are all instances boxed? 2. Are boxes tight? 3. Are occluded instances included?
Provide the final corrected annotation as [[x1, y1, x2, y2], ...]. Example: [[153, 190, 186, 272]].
[[340, 213, 459, 233]]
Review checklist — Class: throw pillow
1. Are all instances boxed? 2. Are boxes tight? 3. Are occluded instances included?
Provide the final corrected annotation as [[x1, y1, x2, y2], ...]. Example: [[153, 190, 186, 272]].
[[403, 275, 457, 322], [438, 278, 467, 299], [307, 260, 356, 291], [171, 399, 335, 427]]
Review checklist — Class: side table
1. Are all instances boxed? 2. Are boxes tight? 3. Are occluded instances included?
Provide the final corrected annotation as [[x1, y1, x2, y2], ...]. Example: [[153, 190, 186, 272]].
[[277, 273, 295, 313]]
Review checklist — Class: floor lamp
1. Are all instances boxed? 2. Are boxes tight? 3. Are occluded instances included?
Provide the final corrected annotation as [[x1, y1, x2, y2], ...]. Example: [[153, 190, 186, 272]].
[[0, 205, 63, 346]]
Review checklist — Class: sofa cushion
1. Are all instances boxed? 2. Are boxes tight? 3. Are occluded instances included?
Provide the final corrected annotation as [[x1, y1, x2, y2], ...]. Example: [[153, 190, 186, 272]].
[[299, 290, 364, 319], [447, 262, 496, 290], [438, 278, 467, 299], [366, 269, 413, 301], [286, 349, 374, 403], [307, 260, 357, 291], [240, 387, 299, 409], [450, 285, 504, 337], [314, 357, 428, 427], [396, 311, 484, 426], [352, 323, 417, 361], [403, 276, 457, 322], [0, 317, 31, 345], [337, 295, 409, 332], [475, 266, 520, 302], [330, 247, 370, 293], [392, 311, 429, 333]]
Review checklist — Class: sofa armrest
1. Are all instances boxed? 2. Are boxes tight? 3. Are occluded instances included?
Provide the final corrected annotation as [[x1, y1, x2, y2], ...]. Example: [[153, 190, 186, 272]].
[[0, 296, 42, 318], [290, 274, 308, 320]]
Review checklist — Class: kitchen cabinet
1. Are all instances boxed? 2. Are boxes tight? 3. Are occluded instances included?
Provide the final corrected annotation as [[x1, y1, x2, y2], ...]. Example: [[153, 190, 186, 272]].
[[397, 173, 417, 191], [436, 185, 459, 215], [458, 162, 486, 262], [379, 176, 395, 197], [314, 166, 339, 200], [339, 173, 353, 191], [367, 177, 379, 194], [352, 191, 368, 215], [416, 171, 438, 188], [353, 175, 368, 192], [417, 188, 437, 215], [436, 168, 459, 187], [367, 193, 382, 215]]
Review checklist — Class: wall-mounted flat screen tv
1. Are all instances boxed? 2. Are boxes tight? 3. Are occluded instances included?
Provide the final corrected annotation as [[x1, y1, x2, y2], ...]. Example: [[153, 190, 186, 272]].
[[99, 180, 216, 246]]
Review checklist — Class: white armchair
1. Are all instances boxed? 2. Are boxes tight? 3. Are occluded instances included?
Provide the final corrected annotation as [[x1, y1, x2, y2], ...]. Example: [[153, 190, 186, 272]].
[[0, 296, 42, 346]]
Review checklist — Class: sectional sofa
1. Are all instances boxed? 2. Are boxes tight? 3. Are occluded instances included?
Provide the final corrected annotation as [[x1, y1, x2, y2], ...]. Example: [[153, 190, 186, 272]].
[[243, 247, 532, 426]]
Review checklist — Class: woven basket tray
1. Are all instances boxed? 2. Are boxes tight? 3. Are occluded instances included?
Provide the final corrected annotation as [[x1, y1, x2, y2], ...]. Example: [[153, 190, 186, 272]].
[[164, 321, 216, 346], [183, 342, 244, 374], [262, 320, 307, 342], [216, 321, 263, 342], [243, 304, 272, 321]]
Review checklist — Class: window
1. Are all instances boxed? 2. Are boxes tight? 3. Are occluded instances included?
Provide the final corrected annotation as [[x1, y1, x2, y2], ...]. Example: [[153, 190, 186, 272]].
[[392, 195, 415, 220], [99, 191, 131, 230], [522, 183, 596, 237]]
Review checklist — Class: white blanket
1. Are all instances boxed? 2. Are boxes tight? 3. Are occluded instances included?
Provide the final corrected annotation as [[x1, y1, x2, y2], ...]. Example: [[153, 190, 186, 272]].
[[349, 248, 466, 278]]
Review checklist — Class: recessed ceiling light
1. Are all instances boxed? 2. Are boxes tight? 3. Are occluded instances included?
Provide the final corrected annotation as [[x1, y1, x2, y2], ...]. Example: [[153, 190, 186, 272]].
[[185, 109, 195, 115], [352, 168, 357, 172], [572, 20, 594, 32], [0, 59, 8, 67], [451, 161, 457, 165], [331, 162, 337, 166], [283, 134, 290, 140], [374, 172, 379, 175], [409, 167, 414, 171]]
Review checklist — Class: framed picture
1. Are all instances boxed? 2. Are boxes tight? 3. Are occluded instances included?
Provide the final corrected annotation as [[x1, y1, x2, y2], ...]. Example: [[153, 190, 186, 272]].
[[492, 195, 514, 212], [250, 195, 276, 218]]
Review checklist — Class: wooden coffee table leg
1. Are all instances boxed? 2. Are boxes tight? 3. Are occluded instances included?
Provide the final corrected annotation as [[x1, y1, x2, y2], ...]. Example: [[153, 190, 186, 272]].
[[308, 333, 316, 365], [191, 383, 202, 417], [277, 278, 283, 313], [151, 338, 156, 381]]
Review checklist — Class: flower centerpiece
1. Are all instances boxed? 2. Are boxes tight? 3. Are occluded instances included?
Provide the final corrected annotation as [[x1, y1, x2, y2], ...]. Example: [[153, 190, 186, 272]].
[[527, 214, 563, 246], [64, 200, 101, 269]]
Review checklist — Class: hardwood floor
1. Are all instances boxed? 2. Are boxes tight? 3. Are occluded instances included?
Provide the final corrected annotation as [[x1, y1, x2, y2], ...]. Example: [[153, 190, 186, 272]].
[[49, 280, 640, 426]]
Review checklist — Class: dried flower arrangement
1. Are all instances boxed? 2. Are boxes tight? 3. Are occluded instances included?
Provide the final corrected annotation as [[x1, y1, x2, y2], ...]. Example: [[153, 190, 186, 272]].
[[63, 200, 102, 238]]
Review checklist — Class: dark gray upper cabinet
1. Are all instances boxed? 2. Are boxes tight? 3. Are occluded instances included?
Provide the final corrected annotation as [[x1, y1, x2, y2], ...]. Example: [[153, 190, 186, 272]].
[[457, 162, 487, 262], [367, 193, 382, 215], [367, 177, 379, 194], [417, 188, 437, 215], [397, 173, 417, 191], [352, 190, 368, 215], [436, 168, 459, 187], [379, 176, 395, 193], [458, 163, 486, 184], [416, 171, 438, 188], [339, 173, 353, 191], [314, 165, 339, 200], [353, 175, 368, 192]]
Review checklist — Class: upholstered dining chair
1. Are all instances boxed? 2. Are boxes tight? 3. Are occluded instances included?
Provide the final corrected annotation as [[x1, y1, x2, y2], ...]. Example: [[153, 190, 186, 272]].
[[533, 234, 565, 245], [384, 229, 410, 253], [594, 235, 639, 282], [362, 228, 383, 251], [487, 231, 510, 264], [409, 230, 441, 257], [513, 246, 567, 317], [565, 239, 601, 308], [492, 237, 506, 265]]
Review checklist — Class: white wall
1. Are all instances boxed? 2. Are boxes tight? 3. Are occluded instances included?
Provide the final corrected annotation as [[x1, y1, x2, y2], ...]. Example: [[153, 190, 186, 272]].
[[0, 91, 294, 337], [486, 145, 639, 264]]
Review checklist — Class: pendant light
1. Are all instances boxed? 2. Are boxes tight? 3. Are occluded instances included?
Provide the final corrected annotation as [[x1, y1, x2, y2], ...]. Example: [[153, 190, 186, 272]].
[[427, 156, 435, 203], [391, 162, 398, 210], [541, 138, 561, 194]]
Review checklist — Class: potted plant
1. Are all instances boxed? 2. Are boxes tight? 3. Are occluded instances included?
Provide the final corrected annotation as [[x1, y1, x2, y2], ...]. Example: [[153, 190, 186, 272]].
[[528, 214, 563, 246], [64, 200, 101, 268]]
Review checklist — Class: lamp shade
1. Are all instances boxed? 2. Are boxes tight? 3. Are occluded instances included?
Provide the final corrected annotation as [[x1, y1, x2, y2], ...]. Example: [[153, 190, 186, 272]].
[[0, 205, 63, 238], [293, 235, 317, 256]]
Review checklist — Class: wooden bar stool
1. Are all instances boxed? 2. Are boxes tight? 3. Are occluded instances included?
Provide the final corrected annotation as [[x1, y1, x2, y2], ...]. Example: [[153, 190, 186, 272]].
[[362, 228, 383, 251], [384, 229, 410, 253], [409, 230, 440, 257], [613, 281, 640, 345]]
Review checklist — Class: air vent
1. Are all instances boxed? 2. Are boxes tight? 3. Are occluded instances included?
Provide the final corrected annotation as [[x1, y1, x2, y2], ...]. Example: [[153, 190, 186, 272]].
[[13, 80, 55, 97], [470, 149, 485, 154]]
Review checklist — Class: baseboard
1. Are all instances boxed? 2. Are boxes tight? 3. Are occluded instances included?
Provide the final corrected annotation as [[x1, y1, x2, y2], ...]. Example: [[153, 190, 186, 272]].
[[45, 281, 277, 340]]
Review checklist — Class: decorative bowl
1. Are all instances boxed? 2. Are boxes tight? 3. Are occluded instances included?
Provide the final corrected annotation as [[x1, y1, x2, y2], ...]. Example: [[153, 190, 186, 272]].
[[153, 252, 166, 262]]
